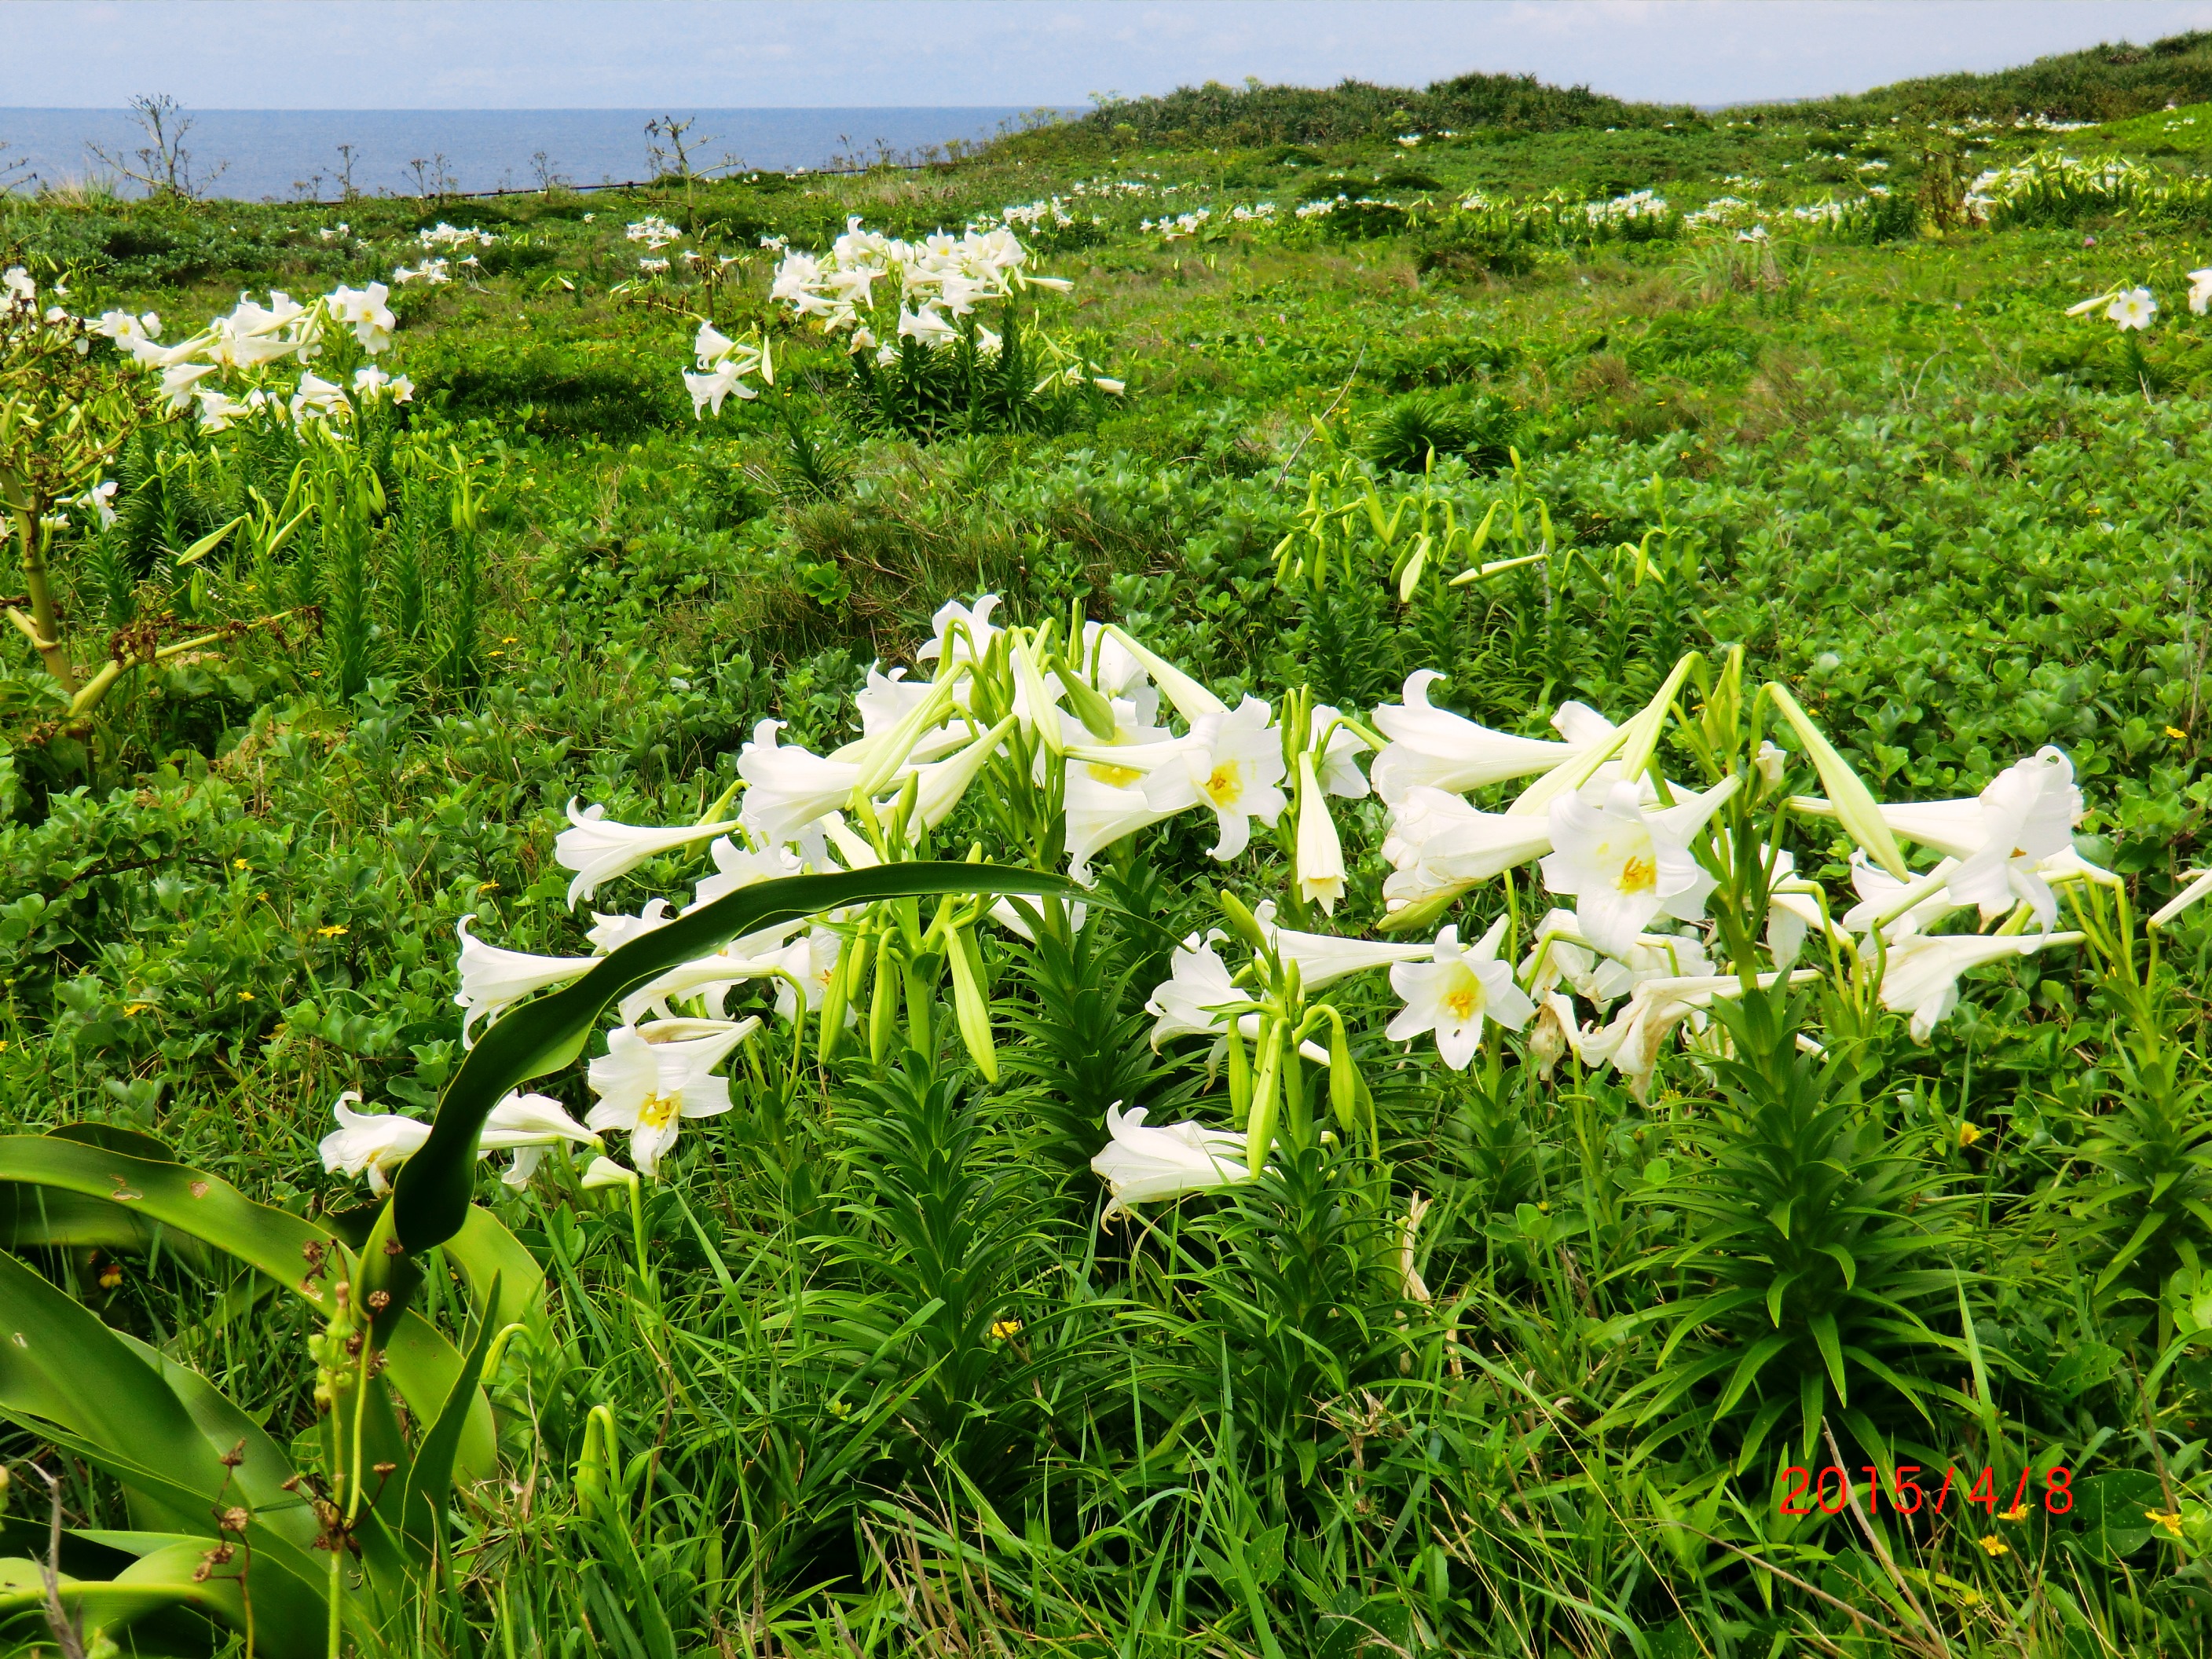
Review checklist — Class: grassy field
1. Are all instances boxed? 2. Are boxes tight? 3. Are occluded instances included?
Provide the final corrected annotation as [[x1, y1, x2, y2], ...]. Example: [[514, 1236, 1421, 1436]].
[[8, 30, 2212, 1657]]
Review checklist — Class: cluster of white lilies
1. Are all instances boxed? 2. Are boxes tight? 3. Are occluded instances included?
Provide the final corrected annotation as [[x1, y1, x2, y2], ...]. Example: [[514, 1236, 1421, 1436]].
[[93, 281, 411, 433], [677, 218, 1115, 418], [321, 594, 2189, 1223]]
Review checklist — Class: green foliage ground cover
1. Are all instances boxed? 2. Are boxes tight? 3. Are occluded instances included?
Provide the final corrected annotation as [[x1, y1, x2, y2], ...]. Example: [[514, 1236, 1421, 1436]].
[[9, 38, 2212, 1655]]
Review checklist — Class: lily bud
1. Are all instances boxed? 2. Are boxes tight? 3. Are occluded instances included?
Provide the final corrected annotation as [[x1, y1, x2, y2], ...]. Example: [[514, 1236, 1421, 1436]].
[[947, 926, 998, 1082], [1328, 1017, 1357, 1131], [1765, 683, 1908, 880], [1217, 889, 1273, 956], [1057, 652, 1122, 741]]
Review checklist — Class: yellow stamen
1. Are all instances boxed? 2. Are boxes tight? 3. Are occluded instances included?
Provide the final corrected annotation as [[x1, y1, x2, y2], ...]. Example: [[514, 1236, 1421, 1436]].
[[1203, 761, 1242, 808], [1619, 854, 1657, 893], [638, 1090, 681, 1131], [1086, 762, 1143, 789]]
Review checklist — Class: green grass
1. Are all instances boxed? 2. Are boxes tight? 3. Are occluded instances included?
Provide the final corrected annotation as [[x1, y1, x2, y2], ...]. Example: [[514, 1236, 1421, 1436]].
[[6, 57, 2212, 1658]]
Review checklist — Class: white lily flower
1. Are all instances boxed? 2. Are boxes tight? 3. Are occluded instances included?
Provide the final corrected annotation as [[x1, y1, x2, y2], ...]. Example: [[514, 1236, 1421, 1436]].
[[580, 1155, 639, 1191], [895, 716, 1013, 834], [1578, 970, 1812, 1102], [770, 925, 845, 1021], [614, 921, 805, 1024], [1091, 1102, 1251, 1218], [1843, 851, 1967, 940], [481, 1090, 601, 1189], [1877, 930, 2085, 1042], [1077, 621, 1161, 727], [2192, 267, 2212, 316], [1761, 848, 1844, 967], [1294, 753, 1346, 914], [2107, 287, 2156, 330], [1385, 916, 1534, 1070], [588, 898, 675, 954], [684, 363, 757, 416], [158, 361, 219, 412], [319, 1093, 428, 1195], [454, 914, 594, 1044], [1519, 907, 1713, 1006], [854, 664, 968, 760], [556, 798, 738, 910], [1943, 748, 2083, 928], [1309, 703, 1373, 799], [690, 837, 798, 910], [987, 895, 1089, 942], [1064, 764, 1180, 886], [917, 595, 1002, 671], [1369, 671, 1573, 804], [1798, 752, 2087, 929], [1381, 786, 1555, 914], [585, 1018, 760, 1176], [328, 282, 395, 353], [1144, 934, 1243, 1048], [736, 720, 864, 848], [1251, 900, 1430, 988], [1141, 696, 1286, 861], [1540, 775, 1741, 957]]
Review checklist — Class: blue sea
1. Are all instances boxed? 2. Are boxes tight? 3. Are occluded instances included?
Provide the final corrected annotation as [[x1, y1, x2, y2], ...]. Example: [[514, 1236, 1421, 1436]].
[[0, 108, 1067, 201]]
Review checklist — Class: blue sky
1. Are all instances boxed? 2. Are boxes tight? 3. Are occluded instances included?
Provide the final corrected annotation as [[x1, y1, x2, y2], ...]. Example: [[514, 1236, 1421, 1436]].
[[12, 2, 2212, 109]]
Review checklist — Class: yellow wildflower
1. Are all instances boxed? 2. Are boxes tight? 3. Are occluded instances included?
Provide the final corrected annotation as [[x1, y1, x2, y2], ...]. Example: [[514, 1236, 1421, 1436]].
[[233, 858, 250, 870], [990, 1318, 1024, 1340], [1957, 1121, 1982, 1148], [1998, 1501, 2031, 1522], [2148, 1509, 2185, 1538], [2169, 727, 2191, 742], [1976, 1535, 2010, 1557], [317, 925, 349, 939]]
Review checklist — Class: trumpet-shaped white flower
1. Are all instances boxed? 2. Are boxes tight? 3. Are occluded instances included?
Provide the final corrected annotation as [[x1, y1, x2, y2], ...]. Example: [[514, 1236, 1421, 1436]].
[[588, 898, 675, 954], [585, 1018, 760, 1176], [854, 664, 966, 760], [1943, 748, 2082, 927], [769, 925, 845, 1021], [2192, 267, 2212, 316], [917, 595, 1002, 671], [1540, 775, 1740, 957], [454, 914, 595, 1043], [1385, 916, 1534, 1070], [555, 798, 738, 910], [1578, 971, 1807, 1102], [1877, 930, 2083, 1042], [690, 837, 799, 909], [481, 1090, 602, 1188], [1309, 704, 1373, 798], [1798, 751, 2086, 928], [2107, 287, 2156, 330], [737, 720, 864, 848], [290, 370, 350, 424], [1381, 786, 1555, 914], [319, 1093, 429, 1195], [1091, 1102, 1251, 1218], [1144, 934, 1243, 1048], [1142, 697, 1286, 861], [1294, 754, 1346, 914], [1519, 907, 1712, 1007], [1369, 671, 1573, 804], [1064, 763, 1180, 885], [1251, 901, 1430, 989], [327, 282, 394, 353], [614, 920, 805, 1024]]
